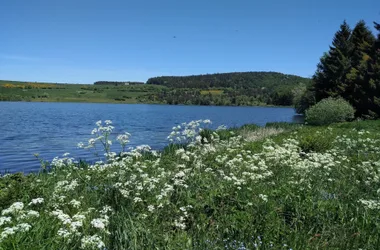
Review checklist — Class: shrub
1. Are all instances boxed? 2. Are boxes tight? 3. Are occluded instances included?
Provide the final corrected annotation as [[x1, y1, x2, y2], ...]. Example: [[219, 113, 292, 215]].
[[299, 134, 333, 153], [305, 97, 355, 125]]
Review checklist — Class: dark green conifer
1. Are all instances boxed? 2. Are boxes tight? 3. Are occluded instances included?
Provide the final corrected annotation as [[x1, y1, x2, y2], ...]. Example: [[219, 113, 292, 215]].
[[313, 21, 352, 101], [364, 22, 380, 118], [345, 20, 376, 117]]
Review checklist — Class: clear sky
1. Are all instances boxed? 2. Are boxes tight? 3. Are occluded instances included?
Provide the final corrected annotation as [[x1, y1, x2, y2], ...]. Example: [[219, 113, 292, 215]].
[[0, 0, 379, 84]]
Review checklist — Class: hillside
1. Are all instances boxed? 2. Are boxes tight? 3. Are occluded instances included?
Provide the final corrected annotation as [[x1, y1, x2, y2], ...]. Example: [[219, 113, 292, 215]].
[[146, 71, 311, 89], [144, 72, 311, 106], [0, 72, 311, 106]]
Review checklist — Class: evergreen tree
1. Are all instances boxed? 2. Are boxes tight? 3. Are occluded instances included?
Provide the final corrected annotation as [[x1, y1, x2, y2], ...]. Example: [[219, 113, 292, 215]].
[[345, 20, 376, 117], [313, 21, 352, 101], [365, 22, 380, 117]]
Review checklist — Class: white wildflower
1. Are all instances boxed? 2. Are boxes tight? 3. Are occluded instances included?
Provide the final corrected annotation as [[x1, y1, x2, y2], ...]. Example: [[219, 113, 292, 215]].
[[259, 194, 268, 202], [26, 210, 39, 218], [0, 216, 12, 226], [0, 227, 16, 240], [69, 199, 81, 208], [57, 228, 72, 239], [16, 223, 32, 232], [28, 198, 44, 206], [81, 234, 105, 249], [147, 205, 155, 212], [91, 218, 107, 230], [2, 202, 24, 215]]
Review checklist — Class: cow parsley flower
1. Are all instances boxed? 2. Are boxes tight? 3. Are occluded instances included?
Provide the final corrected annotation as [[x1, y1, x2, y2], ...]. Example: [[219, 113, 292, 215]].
[[0, 216, 12, 226], [16, 223, 32, 232], [2, 202, 24, 215], [28, 198, 44, 206], [69, 199, 81, 208], [91, 218, 107, 230], [259, 194, 268, 202], [81, 234, 105, 249]]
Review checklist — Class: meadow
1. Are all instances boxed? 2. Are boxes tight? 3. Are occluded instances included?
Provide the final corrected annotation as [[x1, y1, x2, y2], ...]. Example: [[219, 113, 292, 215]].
[[0, 80, 165, 104], [1, 119, 380, 249]]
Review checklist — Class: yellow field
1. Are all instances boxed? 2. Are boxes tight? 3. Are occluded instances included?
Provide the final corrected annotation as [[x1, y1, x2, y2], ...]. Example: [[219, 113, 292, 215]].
[[1, 82, 59, 89], [200, 89, 223, 95]]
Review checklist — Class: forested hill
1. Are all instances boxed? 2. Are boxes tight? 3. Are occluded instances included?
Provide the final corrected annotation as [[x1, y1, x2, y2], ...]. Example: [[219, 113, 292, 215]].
[[146, 71, 311, 89]]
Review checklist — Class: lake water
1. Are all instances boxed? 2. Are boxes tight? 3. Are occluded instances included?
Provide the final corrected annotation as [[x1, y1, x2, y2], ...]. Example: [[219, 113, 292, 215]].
[[0, 102, 301, 173]]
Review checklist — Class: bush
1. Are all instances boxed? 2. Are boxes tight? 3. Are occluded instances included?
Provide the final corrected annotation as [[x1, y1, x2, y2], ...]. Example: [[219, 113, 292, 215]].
[[299, 134, 333, 153], [305, 97, 355, 125]]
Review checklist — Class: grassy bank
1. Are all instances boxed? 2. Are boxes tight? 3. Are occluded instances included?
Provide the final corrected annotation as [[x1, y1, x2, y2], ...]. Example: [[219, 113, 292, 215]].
[[1, 120, 380, 249]]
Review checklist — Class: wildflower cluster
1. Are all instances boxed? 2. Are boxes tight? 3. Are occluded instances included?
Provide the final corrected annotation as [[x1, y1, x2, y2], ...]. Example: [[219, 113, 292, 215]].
[[167, 119, 212, 145], [78, 120, 128, 159], [1, 120, 380, 249], [0, 200, 43, 242]]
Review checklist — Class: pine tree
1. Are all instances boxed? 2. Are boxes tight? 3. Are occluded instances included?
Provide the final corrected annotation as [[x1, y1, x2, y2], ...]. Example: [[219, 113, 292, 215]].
[[344, 20, 375, 117], [365, 22, 380, 118], [313, 21, 352, 102]]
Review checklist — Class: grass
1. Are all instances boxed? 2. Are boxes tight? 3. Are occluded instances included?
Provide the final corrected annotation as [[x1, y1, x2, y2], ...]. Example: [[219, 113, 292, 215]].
[[1, 119, 380, 249]]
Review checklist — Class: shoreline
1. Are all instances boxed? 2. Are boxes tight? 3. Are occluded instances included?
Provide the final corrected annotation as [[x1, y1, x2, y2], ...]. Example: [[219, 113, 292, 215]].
[[0, 99, 294, 109]]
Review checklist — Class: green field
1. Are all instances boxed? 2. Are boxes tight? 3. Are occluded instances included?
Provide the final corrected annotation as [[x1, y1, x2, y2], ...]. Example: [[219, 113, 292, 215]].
[[0, 80, 166, 104]]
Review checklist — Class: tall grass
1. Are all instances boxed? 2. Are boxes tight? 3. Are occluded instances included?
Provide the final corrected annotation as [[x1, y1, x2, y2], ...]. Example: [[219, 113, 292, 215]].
[[1, 120, 380, 249]]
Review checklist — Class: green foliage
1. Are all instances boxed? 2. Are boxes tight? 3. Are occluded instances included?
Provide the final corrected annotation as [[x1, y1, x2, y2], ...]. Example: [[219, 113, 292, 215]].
[[0, 173, 38, 211], [313, 21, 352, 101], [147, 71, 310, 89], [0, 94, 26, 101], [363, 22, 380, 118], [265, 121, 301, 130], [146, 72, 311, 106], [145, 86, 294, 107], [312, 20, 380, 118], [345, 20, 376, 117], [240, 124, 260, 130], [3, 120, 380, 249], [292, 83, 316, 114], [299, 133, 333, 153], [305, 97, 355, 125]]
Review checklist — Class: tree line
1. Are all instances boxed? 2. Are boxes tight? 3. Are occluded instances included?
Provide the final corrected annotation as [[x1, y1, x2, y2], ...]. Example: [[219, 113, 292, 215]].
[[94, 81, 144, 86], [145, 72, 310, 106], [296, 20, 380, 118], [146, 71, 310, 89], [142, 87, 295, 106]]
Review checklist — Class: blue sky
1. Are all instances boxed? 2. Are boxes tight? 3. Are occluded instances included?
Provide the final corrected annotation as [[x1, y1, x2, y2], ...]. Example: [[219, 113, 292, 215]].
[[0, 0, 379, 83]]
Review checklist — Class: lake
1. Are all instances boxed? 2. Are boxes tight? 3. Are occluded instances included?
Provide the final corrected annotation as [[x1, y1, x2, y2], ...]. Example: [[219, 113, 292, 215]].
[[0, 102, 301, 173]]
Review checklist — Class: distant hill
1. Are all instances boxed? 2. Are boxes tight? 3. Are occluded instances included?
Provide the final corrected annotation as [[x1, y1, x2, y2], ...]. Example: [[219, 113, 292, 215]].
[[0, 72, 312, 106], [94, 81, 144, 86], [146, 71, 311, 89]]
